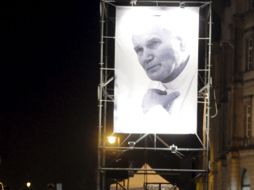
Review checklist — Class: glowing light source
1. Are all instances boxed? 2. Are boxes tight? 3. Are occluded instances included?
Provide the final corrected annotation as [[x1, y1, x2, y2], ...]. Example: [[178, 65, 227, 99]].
[[107, 135, 117, 145], [26, 182, 31, 188]]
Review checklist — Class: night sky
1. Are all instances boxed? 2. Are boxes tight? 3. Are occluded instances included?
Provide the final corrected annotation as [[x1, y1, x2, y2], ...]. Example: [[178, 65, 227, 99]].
[[1, 0, 99, 190]]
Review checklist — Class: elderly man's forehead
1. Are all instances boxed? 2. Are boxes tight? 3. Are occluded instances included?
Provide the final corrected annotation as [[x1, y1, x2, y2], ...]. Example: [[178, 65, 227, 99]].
[[131, 19, 173, 37]]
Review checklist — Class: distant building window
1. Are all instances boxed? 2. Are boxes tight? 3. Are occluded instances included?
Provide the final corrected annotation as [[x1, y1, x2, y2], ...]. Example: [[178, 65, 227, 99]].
[[244, 102, 252, 138], [246, 38, 254, 71], [241, 169, 250, 190]]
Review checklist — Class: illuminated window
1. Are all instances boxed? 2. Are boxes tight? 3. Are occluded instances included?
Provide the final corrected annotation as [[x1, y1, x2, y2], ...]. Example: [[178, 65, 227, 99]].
[[244, 102, 252, 138], [145, 183, 175, 190], [241, 169, 250, 190], [246, 38, 254, 71]]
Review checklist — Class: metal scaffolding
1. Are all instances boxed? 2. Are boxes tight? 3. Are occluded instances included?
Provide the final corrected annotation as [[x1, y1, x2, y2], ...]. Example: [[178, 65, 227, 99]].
[[97, 1, 213, 190]]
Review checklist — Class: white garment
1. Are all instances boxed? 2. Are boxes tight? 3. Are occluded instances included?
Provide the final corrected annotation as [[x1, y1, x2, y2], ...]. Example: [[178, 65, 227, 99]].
[[114, 59, 197, 134], [143, 58, 197, 134]]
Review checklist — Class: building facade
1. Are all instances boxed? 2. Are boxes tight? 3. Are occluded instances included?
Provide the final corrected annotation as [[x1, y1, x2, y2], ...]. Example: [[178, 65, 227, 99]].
[[210, 0, 254, 190]]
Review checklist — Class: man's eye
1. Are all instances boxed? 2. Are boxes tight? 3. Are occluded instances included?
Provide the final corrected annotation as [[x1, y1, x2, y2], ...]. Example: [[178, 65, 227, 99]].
[[147, 39, 161, 49], [134, 47, 143, 54]]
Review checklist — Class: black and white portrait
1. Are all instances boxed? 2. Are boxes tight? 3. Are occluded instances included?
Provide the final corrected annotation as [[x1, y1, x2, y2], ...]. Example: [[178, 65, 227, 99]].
[[114, 7, 199, 134]]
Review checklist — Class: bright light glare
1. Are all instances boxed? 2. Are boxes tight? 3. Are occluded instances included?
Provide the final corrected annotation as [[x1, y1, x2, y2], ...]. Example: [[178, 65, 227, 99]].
[[107, 136, 117, 144], [26, 182, 31, 188]]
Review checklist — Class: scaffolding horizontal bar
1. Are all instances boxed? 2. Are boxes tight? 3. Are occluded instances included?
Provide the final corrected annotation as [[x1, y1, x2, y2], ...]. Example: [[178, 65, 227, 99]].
[[103, 0, 210, 4], [101, 99, 114, 102], [100, 167, 207, 173], [101, 37, 209, 43], [103, 36, 115, 39], [133, 172, 180, 176], [100, 146, 206, 151], [100, 67, 115, 71], [199, 37, 209, 40], [198, 69, 209, 71]]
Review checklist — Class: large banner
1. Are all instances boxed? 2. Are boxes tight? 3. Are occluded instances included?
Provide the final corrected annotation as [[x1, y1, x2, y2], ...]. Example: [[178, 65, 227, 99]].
[[114, 6, 199, 134]]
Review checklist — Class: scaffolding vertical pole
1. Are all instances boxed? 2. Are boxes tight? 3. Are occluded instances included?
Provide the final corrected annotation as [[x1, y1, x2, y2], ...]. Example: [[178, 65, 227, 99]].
[[102, 3, 109, 190], [97, 1, 105, 190], [205, 1, 212, 190]]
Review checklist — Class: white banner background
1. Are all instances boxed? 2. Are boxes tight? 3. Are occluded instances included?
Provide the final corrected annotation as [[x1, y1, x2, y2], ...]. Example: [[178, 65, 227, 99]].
[[114, 6, 199, 134]]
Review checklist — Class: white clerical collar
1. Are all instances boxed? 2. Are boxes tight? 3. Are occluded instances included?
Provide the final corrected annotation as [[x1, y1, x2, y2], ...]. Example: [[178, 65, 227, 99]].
[[162, 56, 196, 93]]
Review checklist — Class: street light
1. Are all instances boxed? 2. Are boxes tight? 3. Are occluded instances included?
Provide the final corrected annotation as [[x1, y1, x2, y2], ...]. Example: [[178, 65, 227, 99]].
[[26, 182, 31, 189], [107, 135, 117, 145]]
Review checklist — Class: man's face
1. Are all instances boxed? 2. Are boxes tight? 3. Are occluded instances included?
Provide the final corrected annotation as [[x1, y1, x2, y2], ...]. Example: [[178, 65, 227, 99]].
[[132, 27, 182, 83]]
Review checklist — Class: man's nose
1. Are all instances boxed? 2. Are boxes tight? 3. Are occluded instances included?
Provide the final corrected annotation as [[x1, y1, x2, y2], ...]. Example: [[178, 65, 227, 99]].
[[142, 49, 154, 64]]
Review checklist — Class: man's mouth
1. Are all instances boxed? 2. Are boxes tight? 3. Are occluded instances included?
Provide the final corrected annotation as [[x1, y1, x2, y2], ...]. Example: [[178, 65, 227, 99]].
[[146, 64, 160, 73]]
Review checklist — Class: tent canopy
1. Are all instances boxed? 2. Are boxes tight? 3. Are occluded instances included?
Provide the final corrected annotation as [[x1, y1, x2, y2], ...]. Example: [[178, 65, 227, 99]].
[[110, 163, 174, 190]]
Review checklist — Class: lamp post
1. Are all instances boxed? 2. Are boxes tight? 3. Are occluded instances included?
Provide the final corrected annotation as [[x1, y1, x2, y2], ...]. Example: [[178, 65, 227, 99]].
[[0, 181, 5, 190]]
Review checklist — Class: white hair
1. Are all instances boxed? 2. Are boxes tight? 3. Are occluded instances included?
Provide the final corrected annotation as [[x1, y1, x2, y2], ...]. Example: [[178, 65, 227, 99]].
[[116, 6, 198, 57]]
